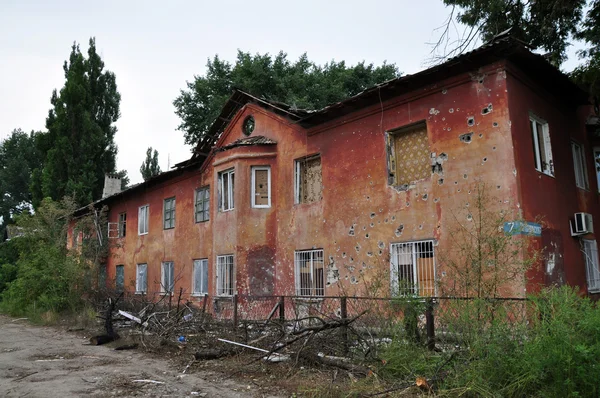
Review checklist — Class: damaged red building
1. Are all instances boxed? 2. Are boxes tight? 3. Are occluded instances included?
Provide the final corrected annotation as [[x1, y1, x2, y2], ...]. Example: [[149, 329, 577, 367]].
[[69, 35, 600, 304]]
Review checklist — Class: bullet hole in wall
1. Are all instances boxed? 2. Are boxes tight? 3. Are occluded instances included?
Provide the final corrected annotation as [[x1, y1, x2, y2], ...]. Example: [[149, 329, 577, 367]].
[[365, 233, 370, 238], [460, 132, 473, 143], [370, 222, 374, 228], [481, 104, 493, 115], [483, 157, 488, 162], [479, 133, 483, 138], [467, 117, 475, 126], [463, 174, 468, 179], [422, 193, 428, 201], [370, 212, 376, 219], [378, 241, 385, 249], [395, 224, 404, 236], [438, 178, 444, 185], [493, 122, 499, 127]]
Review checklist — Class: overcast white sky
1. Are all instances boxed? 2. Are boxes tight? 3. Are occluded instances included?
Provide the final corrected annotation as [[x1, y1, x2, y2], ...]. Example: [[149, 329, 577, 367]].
[[0, 0, 585, 185]]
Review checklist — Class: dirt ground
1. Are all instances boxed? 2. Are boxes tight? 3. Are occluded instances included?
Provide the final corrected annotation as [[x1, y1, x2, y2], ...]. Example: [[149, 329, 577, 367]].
[[0, 315, 283, 398]]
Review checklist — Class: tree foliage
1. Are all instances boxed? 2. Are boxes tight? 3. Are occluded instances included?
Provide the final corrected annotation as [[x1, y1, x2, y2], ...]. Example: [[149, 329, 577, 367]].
[[31, 38, 121, 207], [140, 147, 161, 181], [174, 51, 400, 146]]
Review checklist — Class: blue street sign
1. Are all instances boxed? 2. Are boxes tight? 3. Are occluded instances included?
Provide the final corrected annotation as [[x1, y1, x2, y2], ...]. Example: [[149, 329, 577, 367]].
[[503, 221, 542, 237]]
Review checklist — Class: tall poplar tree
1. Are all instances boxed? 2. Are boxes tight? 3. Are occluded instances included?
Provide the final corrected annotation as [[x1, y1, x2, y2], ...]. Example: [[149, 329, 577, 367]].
[[31, 38, 121, 207], [140, 147, 161, 181]]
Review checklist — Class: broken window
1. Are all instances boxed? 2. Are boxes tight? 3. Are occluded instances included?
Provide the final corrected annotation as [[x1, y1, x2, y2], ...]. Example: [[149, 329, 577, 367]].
[[218, 169, 235, 211], [390, 240, 436, 297], [530, 115, 554, 176], [193, 259, 209, 295], [294, 249, 324, 296], [195, 187, 210, 222], [136, 263, 147, 293], [386, 122, 430, 187], [161, 261, 175, 293], [138, 205, 149, 235], [115, 264, 124, 292], [118, 212, 127, 237], [252, 166, 271, 208], [163, 197, 176, 229], [295, 155, 322, 204], [216, 255, 234, 296], [572, 141, 589, 190]]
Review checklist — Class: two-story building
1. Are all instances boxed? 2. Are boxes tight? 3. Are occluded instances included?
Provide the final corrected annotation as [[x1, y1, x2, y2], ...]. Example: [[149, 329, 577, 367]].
[[70, 34, 600, 303]]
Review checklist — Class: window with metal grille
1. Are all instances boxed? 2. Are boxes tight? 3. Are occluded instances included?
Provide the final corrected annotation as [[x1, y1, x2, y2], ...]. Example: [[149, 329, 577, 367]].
[[195, 187, 210, 222], [138, 205, 149, 235], [193, 259, 208, 295], [161, 261, 174, 293], [118, 212, 127, 237], [583, 239, 600, 293], [252, 166, 271, 208], [136, 263, 147, 293], [163, 197, 176, 229], [115, 264, 124, 292], [530, 115, 554, 176], [216, 255, 234, 296], [219, 169, 235, 211], [386, 122, 430, 187], [295, 155, 322, 204], [572, 141, 589, 190], [390, 240, 436, 297], [294, 249, 324, 296]]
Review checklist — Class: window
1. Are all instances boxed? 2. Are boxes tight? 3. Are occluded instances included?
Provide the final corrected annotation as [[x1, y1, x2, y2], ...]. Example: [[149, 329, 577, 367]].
[[216, 255, 234, 296], [530, 116, 554, 176], [218, 169, 235, 211], [583, 239, 600, 293], [118, 212, 127, 237], [390, 240, 436, 297], [572, 141, 589, 190], [163, 197, 176, 229], [195, 187, 210, 222], [294, 249, 324, 296], [161, 261, 175, 293], [115, 264, 124, 292], [386, 123, 430, 187], [295, 155, 322, 204], [594, 147, 600, 193], [136, 263, 147, 293], [138, 205, 149, 235], [251, 166, 271, 208], [193, 259, 209, 295]]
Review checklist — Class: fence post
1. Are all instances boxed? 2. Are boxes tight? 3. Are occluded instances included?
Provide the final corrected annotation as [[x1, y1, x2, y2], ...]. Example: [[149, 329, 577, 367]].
[[232, 294, 238, 331], [340, 296, 348, 355], [279, 296, 285, 321], [425, 298, 435, 351]]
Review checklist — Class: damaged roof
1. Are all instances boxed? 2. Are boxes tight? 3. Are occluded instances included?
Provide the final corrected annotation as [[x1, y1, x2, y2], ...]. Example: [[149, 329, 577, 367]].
[[219, 135, 277, 151]]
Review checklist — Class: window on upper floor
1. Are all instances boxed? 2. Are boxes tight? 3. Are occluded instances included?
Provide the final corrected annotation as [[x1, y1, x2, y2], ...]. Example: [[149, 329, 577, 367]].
[[195, 187, 210, 222], [136, 263, 147, 294], [161, 261, 175, 293], [193, 259, 209, 295], [593, 147, 600, 193], [572, 141, 589, 190], [390, 240, 436, 297], [251, 166, 271, 208], [218, 169, 235, 212], [294, 249, 324, 296], [295, 155, 322, 204], [582, 239, 600, 293], [386, 122, 430, 188], [164, 197, 176, 229], [138, 205, 149, 235], [216, 255, 234, 296], [530, 115, 554, 176], [118, 212, 127, 237]]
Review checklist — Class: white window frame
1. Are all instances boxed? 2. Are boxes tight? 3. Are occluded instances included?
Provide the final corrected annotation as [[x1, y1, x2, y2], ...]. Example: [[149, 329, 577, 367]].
[[530, 115, 554, 176], [161, 261, 175, 294], [216, 254, 234, 296], [390, 240, 436, 297], [192, 259, 209, 296], [582, 239, 600, 293], [218, 169, 235, 212], [251, 166, 271, 208], [136, 263, 147, 294], [195, 186, 210, 222], [163, 197, 176, 229], [138, 204, 149, 235], [572, 141, 589, 190], [294, 249, 325, 296]]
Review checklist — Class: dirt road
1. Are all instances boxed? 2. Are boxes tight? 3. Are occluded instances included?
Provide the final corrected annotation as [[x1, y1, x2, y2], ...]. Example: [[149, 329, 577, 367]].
[[0, 315, 274, 397]]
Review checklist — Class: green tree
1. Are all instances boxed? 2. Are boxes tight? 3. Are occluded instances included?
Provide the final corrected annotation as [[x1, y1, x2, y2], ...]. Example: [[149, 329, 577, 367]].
[[31, 37, 121, 207], [174, 51, 400, 146], [140, 147, 161, 181], [0, 129, 41, 235]]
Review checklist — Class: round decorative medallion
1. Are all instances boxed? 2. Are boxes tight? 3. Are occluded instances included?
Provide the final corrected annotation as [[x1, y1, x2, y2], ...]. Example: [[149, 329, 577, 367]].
[[242, 115, 255, 136]]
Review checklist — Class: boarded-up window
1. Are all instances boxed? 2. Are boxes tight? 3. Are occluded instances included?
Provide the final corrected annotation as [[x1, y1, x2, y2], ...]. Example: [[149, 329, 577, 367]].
[[252, 166, 271, 208], [387, 123, 430, 187], [295, 155, 322, 204]]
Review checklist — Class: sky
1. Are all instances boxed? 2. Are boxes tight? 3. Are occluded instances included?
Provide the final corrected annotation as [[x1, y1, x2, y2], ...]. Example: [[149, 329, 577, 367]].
[[0, 0, 586, 185]]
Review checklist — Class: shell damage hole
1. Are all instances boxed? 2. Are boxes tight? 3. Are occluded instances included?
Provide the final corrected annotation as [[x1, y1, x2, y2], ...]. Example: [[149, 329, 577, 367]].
[[467, 117, 475, 126], [483, 157, 488, 162], [422, 194, 428, 201], [370, 212, 376, 219], [438, 178, 444, 185], [481, 104, 492, 115], [493, 122, 499, 127], [460, 132, 473, 143], [395, 224, 404, 236], [463, 174, 468, 179], [479, 133, 483, 138]]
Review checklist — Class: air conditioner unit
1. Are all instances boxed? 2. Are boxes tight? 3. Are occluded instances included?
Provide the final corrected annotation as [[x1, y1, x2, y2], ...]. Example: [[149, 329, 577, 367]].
[[571, 212, 594, 236]]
